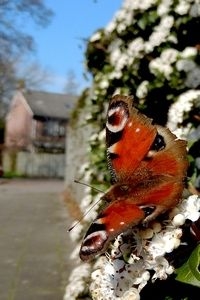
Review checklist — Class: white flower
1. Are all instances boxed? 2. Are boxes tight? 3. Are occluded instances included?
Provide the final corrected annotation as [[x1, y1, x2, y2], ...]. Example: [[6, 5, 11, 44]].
[[99, 79, 109, 89], [115, 9, 126, 22], [175, 0, 190, 15], [152, 256, 174, 281], [81, 193, 101, 222], [110, 48, 122, 66], [108, 38, 123, 53], [149, 48, 179, 79], [190, 2, 200, 17], [161, 48, 179, 64], [176, 59, 196, 72], [122, 288, 140, 300], [167, 90, 200, 133], [149, 57, 173, 79], [157, 0, 173, 16], [162, 229, 182, 252], [90, 31, 101, 42], [147, 228, 182, 257], [177, 195, 200, 222], [185, 67, 200, 88], [161, 15, 174, 29], [181, 47, 197, 58], [69, 222, 84, 242], [105, 19, 117, 33], [145, 16, 174, 52], [110, 50, 128, 72], [117, 22, 127, 33], [188, 124, 200, 140], [123, 0, 156, 11], [98, 129, 106, 141], [171, 124, 193, 140], [136, 81, 149, 98], [70, 244, 82, 260], [168, 34, 178, 44], [109, 70, 123, 80], [90, 259, 122, 299], [127, 37, 145, 58], [172, 213, 186, 226], [64, 263, 91, 299], [80, 194, 92, 210]]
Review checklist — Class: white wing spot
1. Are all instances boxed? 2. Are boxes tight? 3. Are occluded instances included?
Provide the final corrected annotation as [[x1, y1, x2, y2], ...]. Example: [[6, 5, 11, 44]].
[[108, 144, 116, 154], [107, 107, 128, 133], [108, 107, 120, 117], [82, 230, 107, 251], [135, 127, 140, 133]]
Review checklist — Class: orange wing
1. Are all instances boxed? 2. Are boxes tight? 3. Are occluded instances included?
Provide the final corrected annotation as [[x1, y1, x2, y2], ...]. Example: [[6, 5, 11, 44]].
[[106, 95, 157, 182]]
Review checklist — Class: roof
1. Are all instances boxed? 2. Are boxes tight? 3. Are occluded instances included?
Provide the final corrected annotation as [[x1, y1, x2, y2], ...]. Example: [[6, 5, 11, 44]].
[[23, 90, 77, 120]]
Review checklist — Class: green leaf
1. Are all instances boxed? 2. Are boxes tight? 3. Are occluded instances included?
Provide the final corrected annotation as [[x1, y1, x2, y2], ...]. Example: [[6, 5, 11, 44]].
[[176, 245, 200, 287]]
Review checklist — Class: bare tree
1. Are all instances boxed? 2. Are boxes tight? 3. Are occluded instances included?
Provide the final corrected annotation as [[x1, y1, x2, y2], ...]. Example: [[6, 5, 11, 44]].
[[0, 0, 53, 116], [16, 60, 52, 90], [0, 0, 53, 57], [64, 70, 79, 96]]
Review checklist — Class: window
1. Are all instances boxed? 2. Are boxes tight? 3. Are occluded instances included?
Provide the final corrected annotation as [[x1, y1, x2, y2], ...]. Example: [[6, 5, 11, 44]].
[[43, 120, 66, 137]]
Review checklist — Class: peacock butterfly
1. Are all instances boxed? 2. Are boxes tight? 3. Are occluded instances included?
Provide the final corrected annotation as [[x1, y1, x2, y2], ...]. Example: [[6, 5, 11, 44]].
[[79, 95, 188, 261]]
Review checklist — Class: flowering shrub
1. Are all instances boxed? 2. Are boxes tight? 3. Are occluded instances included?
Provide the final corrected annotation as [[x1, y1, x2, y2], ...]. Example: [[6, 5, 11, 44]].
[[65, 0, 200, 299], [89, 195, 200, 299]]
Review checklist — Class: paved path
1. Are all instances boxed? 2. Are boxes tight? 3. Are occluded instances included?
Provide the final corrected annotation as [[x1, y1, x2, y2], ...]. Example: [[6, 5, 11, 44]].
[[0, 179, 75, 300]]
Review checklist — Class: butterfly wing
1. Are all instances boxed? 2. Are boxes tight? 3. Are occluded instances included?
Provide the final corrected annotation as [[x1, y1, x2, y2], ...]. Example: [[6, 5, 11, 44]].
[[79, 95, 188, 261], [79, 198, 145, 261], [106, 95, 157, 182]]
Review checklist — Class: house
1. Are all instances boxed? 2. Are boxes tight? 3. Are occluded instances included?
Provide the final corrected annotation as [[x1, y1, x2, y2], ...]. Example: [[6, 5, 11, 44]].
[[5, 90, 76, 153], [3, 90, 77, 178]]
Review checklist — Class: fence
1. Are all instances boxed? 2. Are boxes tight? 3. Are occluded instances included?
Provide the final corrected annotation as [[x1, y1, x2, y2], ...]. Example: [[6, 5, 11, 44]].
[[3, 150, 65, 178]]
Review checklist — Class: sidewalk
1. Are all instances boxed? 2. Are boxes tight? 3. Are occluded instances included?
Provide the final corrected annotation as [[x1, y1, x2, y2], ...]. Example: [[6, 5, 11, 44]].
[[0, 179, 75, 300]]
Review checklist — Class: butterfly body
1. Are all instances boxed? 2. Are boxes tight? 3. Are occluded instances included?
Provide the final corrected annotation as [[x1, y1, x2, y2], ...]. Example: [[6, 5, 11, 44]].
[[80, 95, 188, 261]]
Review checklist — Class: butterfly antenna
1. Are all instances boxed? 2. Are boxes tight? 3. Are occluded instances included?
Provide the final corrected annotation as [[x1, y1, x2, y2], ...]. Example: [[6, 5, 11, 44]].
[[68, 196, 104, 232], [74, 179, 105, 194], [67, 180, 105, 232]]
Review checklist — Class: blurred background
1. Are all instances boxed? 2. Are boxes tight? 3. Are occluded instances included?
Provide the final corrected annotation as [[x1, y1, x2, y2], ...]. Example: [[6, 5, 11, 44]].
[[0, 1, 199, 300]]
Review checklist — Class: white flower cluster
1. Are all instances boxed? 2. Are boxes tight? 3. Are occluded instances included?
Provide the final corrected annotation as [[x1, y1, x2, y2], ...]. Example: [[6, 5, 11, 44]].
[[89, 195, 200, 300], [91, 0, 199, 94], [136, 80, 149, 99], [105, 0, 157, 34], [148, 45, 199, 84], [167, 89, 200, 138], [63, 263, 92, 299], [157, 0, 173, 16], [171, 194, 200, 223], [176, 47, 200, 89], [108, 14, 176, 80], [145, 15, 175, 53], [149, 48, 178, 79], [109, 37, 145, 81], [190, 1, 200, 17], [175, 0, 191, 15]]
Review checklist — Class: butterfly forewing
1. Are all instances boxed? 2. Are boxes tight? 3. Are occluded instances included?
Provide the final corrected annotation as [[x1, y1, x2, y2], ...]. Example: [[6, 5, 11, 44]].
[[106, 95, 157, 182]]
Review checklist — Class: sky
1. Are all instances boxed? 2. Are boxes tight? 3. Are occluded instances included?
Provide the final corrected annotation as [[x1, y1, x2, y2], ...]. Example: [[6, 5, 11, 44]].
[[28, 0, 122, 94]]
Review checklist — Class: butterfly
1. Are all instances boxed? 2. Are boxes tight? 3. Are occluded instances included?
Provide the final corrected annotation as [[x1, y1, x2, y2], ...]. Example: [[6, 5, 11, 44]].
[[79, 95, 188, 261]]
